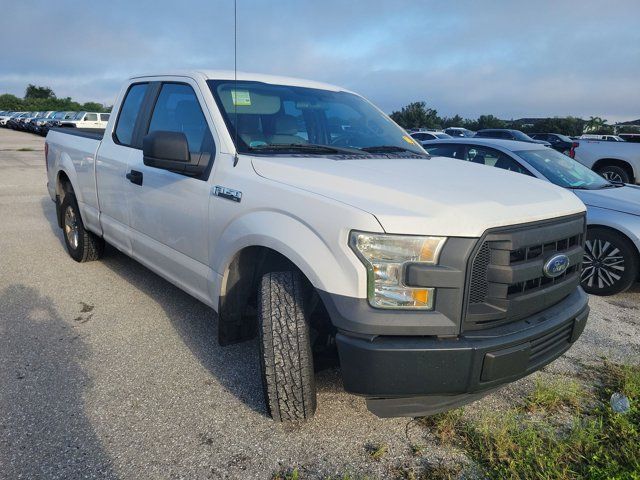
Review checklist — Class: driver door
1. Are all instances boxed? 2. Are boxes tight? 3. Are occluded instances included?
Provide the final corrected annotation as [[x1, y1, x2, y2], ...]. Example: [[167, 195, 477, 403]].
[[125, 80, 216, 304]]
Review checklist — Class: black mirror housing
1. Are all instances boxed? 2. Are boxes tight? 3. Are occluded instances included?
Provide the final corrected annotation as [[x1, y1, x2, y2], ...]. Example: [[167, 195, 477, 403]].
[[143, 131, 205, 175]]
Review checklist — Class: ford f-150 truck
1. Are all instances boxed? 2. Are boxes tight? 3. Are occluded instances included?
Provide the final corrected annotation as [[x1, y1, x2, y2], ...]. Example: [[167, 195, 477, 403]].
[[46, 71, 589, 421]]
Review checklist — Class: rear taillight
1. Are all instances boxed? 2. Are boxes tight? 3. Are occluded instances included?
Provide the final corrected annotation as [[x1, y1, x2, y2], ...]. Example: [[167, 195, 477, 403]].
[[569, 142, 578, 159], [45, 142, 49, 172]]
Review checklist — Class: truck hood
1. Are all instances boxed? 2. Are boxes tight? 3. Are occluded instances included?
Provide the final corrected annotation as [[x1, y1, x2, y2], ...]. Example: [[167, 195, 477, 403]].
[[251, 155, 586, 237], [573, 184, 640, 217]]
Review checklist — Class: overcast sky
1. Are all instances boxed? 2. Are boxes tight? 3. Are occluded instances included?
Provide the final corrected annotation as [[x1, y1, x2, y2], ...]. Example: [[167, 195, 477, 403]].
[[1, 0, 639, 121]]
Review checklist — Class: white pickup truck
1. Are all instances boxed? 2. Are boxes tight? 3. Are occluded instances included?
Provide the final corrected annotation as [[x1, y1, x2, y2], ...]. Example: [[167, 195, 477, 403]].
[[573, 139, 640, 184], [46, 70, 589, 421]]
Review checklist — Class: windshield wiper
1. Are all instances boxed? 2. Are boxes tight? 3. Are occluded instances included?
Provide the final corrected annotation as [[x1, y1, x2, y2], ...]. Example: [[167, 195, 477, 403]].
[[601, 182, 625, 188], [248, 143, 365, 155], [359, 145, 423, 154]]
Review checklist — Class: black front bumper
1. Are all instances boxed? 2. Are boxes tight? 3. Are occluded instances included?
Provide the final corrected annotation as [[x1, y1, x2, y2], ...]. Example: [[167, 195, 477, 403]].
[[336, 288, 588, 417]]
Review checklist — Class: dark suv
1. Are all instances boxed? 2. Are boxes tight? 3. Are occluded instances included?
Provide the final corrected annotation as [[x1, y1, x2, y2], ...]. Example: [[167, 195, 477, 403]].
[[475, 129, 550, 146], [530, 133, 576, 154]]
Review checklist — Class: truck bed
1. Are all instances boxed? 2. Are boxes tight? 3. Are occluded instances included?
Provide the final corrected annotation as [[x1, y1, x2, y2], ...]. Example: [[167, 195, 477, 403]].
[[50, 127, 105, 141]]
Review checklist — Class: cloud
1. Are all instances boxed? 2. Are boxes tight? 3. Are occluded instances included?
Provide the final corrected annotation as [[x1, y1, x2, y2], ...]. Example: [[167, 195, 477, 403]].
[[1, 0, 638, 121]]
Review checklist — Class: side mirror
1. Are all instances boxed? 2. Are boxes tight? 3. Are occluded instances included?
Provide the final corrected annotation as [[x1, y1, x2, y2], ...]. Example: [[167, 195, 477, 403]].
[[143, 130, 204, 175]]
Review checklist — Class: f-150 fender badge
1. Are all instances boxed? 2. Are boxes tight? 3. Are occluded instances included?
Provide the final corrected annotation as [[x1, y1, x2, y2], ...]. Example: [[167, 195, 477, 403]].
[[212, 186, 242, 203]]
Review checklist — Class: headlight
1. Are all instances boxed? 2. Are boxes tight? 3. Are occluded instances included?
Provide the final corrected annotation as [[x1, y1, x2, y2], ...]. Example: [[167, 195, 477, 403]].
[[350, 231, 446, 310]]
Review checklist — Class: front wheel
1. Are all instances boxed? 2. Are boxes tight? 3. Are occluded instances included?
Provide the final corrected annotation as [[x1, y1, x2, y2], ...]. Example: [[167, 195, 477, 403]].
[[581, 228, 638, 295], [595, 165, 631, 184], [258, 271, 317, 421]]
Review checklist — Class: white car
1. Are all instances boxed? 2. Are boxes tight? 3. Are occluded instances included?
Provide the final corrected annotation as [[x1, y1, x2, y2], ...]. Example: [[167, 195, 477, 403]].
[[45, 70, 588, 421], [410, 131, 452, 142], [60, 111, 110, 129], [580, 134, 625, 142]]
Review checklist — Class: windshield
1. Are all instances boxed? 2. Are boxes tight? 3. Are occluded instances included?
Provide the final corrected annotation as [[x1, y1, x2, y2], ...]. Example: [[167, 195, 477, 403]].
[[208, 80, 425, 155], [512, 131, 534, 141], [516, 149, 612, 189]]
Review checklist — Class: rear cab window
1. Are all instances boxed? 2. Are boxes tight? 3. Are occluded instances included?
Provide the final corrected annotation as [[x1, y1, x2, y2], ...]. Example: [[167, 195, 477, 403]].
[[114, 83, 149, 147]]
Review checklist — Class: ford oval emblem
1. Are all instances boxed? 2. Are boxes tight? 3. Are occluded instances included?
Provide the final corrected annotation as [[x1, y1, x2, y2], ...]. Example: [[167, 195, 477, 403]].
[[543, 254, 570, 278]]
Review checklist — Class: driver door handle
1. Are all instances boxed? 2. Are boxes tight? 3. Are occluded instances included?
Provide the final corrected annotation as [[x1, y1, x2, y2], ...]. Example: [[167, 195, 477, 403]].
[[126, 170, 143, 186]]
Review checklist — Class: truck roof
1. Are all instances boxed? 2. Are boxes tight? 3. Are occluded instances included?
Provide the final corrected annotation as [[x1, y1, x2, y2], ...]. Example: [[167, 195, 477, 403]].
[[129, 70, 349, 93]]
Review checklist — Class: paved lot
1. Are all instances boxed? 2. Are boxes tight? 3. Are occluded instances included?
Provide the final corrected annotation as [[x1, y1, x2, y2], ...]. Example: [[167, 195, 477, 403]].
[[0, 128, 639, 479]]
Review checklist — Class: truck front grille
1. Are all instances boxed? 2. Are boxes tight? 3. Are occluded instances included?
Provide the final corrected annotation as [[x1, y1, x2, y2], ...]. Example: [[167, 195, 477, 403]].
[[464, 214, 586, 331]]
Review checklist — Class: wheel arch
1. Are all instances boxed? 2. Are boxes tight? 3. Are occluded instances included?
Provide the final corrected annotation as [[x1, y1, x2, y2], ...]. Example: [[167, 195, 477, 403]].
[[216, 244, 332, 345]]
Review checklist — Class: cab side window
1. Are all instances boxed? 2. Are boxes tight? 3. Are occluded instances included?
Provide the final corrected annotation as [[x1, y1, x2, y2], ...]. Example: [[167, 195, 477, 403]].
[[465, 145, 531, 175], [423, 143, 465, 159], [147, 83, 213, 155], [114, 83, 149, 147]]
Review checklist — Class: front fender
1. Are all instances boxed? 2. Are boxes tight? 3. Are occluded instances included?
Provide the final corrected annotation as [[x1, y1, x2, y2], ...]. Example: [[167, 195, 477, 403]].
[[586, 206, 640, 255], [212, 210, 379, 301]]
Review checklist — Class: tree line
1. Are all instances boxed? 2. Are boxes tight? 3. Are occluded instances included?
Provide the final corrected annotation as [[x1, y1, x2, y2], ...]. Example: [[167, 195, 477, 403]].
[[0, 85, 111, 113], [389, 101, 638, 136]]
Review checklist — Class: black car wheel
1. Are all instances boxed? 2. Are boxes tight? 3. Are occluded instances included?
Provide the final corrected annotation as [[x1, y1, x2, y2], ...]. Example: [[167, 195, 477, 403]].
[[581, 227, 638, 295]]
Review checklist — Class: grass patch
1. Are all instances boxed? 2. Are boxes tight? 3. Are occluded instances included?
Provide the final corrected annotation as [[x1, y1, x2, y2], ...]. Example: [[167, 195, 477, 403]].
[[272, 467, 300, 480], [365, 442, 388, 461], [525, 376, 585, 413], [420, 363, 640, 479]]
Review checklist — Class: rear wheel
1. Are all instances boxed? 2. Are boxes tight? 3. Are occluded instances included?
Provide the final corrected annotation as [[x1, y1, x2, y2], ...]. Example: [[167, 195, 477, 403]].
[[258, 271, 317, 421], [59, 186, 105, 262], [595, 164, 631, 184], [581, 227, 638, 295]]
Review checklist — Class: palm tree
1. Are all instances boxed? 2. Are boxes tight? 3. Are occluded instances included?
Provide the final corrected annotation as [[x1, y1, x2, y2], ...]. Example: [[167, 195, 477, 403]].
[[585, 116, 608, 133]]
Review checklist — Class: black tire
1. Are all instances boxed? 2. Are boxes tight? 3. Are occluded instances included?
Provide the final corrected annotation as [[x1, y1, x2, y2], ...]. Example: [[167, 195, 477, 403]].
[[59, 185, 105, 262], [581, 227, 638, 295], [595, 164, 631, 184], [258, 271, 317, 421]]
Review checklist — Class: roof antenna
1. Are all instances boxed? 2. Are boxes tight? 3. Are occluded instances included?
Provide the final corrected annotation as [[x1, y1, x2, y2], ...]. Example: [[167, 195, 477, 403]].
[[232, 0, 239, 167]]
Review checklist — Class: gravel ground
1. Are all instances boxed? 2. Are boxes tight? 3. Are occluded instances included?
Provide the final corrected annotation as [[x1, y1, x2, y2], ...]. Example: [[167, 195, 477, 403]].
[[0, 128, 638, 479]]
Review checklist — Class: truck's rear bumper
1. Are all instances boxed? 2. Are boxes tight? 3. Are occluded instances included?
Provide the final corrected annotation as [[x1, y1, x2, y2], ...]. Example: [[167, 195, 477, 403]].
[[336, 288, 589, 417]]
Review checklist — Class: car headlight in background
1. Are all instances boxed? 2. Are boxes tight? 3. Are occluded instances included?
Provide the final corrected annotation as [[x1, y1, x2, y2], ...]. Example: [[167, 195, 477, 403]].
[[350, 231, 446, 310]]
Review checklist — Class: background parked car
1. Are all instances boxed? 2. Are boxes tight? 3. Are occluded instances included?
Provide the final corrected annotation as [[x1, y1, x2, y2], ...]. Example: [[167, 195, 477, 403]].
[[444, 127, 475, 137], [530, 133, 576, 155], [60, 111, 110, 129], [410, 131, 452, 142], [27, 111, 56, 134], [475, 128, 551, 145], [8, 112, 32, 129], [422, 137, 640, 295], [580, 134, 626, 142], [619, 133, 640, 143], [0, 111, 21, 126], [39, 111, 77, 136]]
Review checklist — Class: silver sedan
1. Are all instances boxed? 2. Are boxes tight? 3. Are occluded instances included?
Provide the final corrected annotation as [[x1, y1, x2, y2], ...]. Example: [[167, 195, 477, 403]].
[[422, 138, 640, 295]]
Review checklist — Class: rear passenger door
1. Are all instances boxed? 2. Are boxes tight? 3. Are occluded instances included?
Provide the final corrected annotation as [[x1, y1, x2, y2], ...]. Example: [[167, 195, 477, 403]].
[[95, 82, 150, 253], [125, 80, 216, 303]]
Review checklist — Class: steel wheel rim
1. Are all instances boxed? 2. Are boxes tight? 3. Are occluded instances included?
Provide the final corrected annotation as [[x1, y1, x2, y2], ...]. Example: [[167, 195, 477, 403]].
[[64, 205, 79, 249], [581, 238, 625, 290], [602, 171, 623, 182]]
